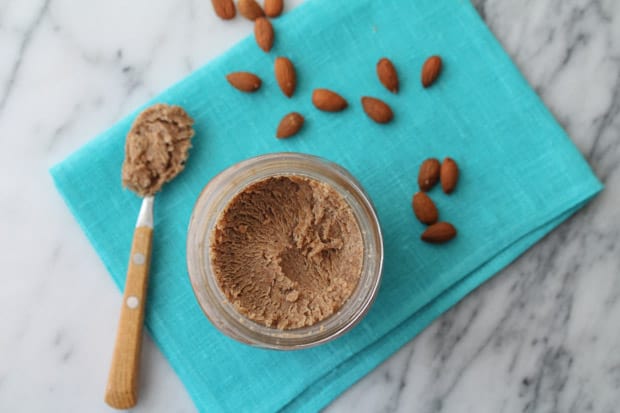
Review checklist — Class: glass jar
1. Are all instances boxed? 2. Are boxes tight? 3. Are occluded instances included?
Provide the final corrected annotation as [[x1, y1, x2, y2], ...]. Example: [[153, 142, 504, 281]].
[[186, 153, 383, 350]]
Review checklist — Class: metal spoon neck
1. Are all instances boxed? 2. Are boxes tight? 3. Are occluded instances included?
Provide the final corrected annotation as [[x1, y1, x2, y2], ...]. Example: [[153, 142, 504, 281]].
[[136, 196, 154, 229]]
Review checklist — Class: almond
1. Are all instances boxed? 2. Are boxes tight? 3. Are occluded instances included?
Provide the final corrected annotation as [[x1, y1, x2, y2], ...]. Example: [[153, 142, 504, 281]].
[[361, 96, 394, 124], [276, 112, 304, 139], [274, 57, 296, 98], [237, 0, 264, 21], [226, 72, 262, 92], [418, 158, 440, 191], [412, 192, 438, 225], [211, 0, 236, 19], [312, 89, 348, 112], [254, 17, 274, 52], [264, 0, 284, 17], [441, 157, 459, 194], [421, 222, 457, 244], [377, 58, 399, 93], [421, 55, 442, 88]]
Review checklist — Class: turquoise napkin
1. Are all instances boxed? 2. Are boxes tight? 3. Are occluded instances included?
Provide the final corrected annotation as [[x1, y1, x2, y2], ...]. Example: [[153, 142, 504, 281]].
[[51, 0, 602, 411]]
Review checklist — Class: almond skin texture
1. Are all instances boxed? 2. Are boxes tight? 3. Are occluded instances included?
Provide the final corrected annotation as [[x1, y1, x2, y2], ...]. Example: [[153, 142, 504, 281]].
[[274, 57, 296, 98], [277, 112, 304, 139], [264, 0, 284, 17], [441, 157, 459, 194], [226, 72, 262, 92], [421, 55, 443, 88], [418, 158, 441, 191], [237, 0, 265, 21], [211, 0, 236, 19], [377, 58, 399, 93], [412, 192, 439, 225], [312, 89, 348, 112], [361, 97, 394, 124], [421, 222, 457, 244], [254, 18, 274, 52]]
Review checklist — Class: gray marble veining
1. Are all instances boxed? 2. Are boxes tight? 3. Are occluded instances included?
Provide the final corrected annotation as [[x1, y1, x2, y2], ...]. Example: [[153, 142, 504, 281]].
[[0, 0, 618, 412]]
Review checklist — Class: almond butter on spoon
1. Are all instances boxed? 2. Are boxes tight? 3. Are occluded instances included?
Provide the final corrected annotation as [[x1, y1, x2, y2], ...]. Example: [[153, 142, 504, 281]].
[[105, 104, 195, 409]]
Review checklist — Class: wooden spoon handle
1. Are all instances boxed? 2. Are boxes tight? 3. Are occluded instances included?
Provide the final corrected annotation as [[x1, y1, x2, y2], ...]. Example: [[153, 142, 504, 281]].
[[105, 225, 153, 409]]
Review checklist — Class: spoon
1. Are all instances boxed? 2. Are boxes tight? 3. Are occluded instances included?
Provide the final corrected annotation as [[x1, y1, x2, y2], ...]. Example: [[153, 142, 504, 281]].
[[105, 104, 194, 409]]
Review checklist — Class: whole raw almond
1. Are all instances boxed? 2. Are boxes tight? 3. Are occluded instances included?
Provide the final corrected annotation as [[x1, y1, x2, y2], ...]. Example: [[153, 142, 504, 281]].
[[277, 112, 304, 139], [377, 58, 399, 93], [421, 222, 457, 244], [254, 17, 274, 52], [312, 89, 348, 112], [418, 158, 441, 191], [211, 0, 236, 19], [237, 0, 264, 21], [361, 97, 394, 124], [274, 57, 296, 98], [412, 192, 439, 225], [226, 72, 262, 92], [421, 55, 442, 88], [264, 0, 284, 17], [441, 157, 459, 194]]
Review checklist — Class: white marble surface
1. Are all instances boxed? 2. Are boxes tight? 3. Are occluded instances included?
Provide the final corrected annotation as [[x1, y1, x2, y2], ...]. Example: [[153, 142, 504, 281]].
[[1, 0, 619, 411]]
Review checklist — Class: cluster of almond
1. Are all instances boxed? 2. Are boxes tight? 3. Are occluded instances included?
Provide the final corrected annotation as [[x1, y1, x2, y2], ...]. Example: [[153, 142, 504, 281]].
[[212, 0, 444, 138], [413, 157, 460, 244], [211, 0, 283, 21], [213, 0, 455, 245]]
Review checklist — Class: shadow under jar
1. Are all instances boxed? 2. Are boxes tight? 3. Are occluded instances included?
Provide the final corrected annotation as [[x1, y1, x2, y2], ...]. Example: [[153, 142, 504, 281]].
[[187, 153, 383, 350]]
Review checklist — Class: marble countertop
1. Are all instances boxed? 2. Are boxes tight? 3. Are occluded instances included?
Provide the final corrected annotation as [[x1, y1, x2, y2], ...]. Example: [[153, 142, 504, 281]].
[[1, 0, 618, 411]]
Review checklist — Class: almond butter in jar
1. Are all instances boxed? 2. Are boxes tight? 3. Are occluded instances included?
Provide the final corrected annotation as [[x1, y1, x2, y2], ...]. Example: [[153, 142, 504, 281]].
[[187, 153, 383, 350]]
